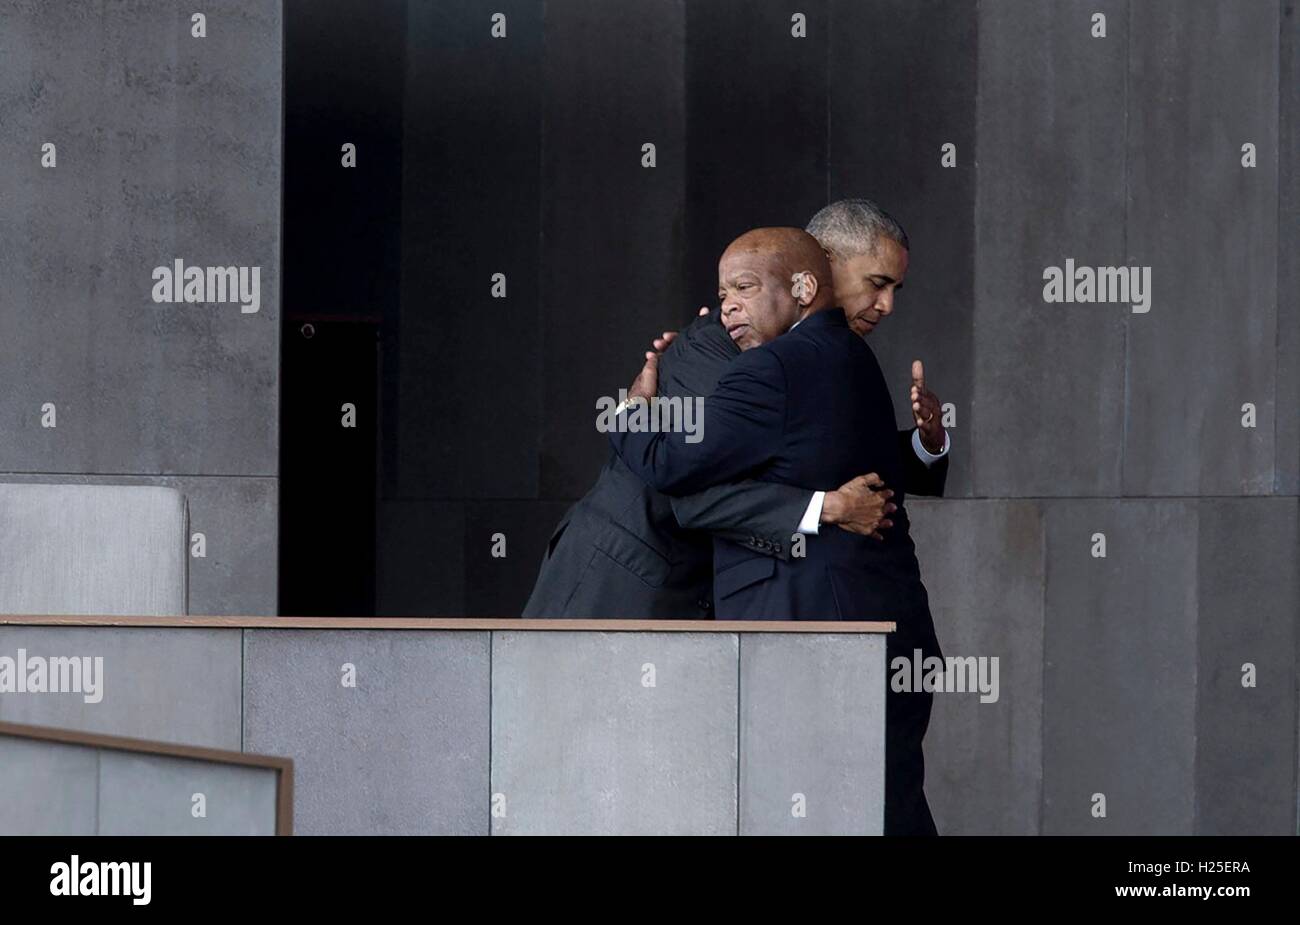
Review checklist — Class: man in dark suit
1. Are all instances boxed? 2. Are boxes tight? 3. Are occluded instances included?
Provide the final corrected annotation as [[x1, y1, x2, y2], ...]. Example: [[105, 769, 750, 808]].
[[521, 309, 896, 620], [523, 199, 950, 621], [609, 225, 944, 835]]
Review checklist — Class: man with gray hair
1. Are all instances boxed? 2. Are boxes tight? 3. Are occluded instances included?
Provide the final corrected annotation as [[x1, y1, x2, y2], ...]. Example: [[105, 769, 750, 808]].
[[806, 198, 948, 836], [611, 216, 949, 835], [658, 200, 950, 834], [805, 197, 949, 514]]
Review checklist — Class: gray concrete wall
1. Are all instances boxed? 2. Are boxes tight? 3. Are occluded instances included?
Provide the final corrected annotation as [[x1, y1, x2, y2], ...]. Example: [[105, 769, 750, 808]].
[[0, 0, 282, 616], [0, 483, 188, 616], [243, 628, 490, 836], [2, 0, 1294, 835], [911, 498, 1299, 835], [0, 625, 889, 834], [492, 631, 740, 835], [0, 626, 243, 749], [739, 633, 886, 835], [0, 611, 1291, 833]]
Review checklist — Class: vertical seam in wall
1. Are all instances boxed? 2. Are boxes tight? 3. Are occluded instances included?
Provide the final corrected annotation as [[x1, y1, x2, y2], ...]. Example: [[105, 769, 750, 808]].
[[488, 630, 494, 836], [1275, 0, 1285, 496], [536, 0, 549, 495], [1281, 1, 1298, 836], [970, 0, 982, 498], [240, 628, 246, 752], [93, 749, 101, 835], [275, 0, 287, 616], [1190, 502, 1201, 833], [735, 633, 741, 836], [388, 0, 410, 504], [1119, 0, 1132, 496], [1190, 501, 1201, 836], [825, 0, 832, 205], [1036, 502, 1047, 835]]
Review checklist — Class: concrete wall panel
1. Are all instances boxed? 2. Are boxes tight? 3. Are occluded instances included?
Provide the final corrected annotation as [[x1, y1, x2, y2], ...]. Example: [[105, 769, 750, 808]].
[[376, 500, 467, 617], [0, 483, 187, 617], [0, 626, 242, 748], [0, 737, 98, 835], [0, 0, 281, 477], [1277, 0, 1300, 494], [909, 499, 1045, 834], [491, 630, 738, 835], [97, 750, 278, 836], [539, 0, 687, 499], [685, 0, 828, 310], [1042, 500, 1198, 834], [396, 0, 543, 500], [739, 633, 885, 835], [1194, 497, 1299, 834], [829, 0, 977, 497], [972, 0, 1128, 496], [1123, 0, 1279, 495], [243, 629, 491, 835]]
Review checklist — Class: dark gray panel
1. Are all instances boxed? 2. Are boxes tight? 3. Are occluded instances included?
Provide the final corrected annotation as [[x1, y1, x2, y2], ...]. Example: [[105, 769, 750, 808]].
[[1124, 0, 1279, 495], [283, 0, 404, 320], [396, 0, 543, 500], [1194, 498, 1298, 834], [972, 0, 1128, 496], [491, 631, 737, 835], [0, 738, 98, 835], [0, 473, 277, 617], [685, 0, 829, 322], [538, 0, 687, 498], [464, 499, 575, 617], [1278, 0, 1299, 494], [908, 499, 1044, 835], [829, 0, 977, 497], [375, 500, 467, 617], [0, 0, 281, 476], [98, 751, 278, 836], [243, 629, 491, 835], [0, 627, 242, 748], [1042, 500, 1198, 834], [739, 634, 886, 835]]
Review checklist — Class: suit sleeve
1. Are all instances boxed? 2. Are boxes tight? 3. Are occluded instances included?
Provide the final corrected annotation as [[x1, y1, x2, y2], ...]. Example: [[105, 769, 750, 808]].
[[611, 346, 787, 496], [898, 427, 949, 497], [669, 480, 812, 561]]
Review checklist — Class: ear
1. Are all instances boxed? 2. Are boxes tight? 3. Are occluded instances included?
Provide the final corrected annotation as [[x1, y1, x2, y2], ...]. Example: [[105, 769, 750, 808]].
[[790, 270, 819, 306]]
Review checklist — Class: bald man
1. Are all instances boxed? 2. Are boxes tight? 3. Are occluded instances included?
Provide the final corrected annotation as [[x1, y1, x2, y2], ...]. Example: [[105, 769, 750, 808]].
[[610, 226, 943, 835]]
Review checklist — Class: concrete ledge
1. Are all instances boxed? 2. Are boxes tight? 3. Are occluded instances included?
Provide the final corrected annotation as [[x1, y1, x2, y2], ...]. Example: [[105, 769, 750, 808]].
[[0, 623, 889, 835]]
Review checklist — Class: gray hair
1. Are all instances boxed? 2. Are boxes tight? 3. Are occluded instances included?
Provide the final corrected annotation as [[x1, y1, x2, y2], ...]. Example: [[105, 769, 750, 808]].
[[805, 198, 909, 258]]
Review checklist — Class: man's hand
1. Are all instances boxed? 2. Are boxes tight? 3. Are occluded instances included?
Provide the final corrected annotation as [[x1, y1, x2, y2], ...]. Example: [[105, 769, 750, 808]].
[[821, 473, 896, 541], [628, 311, 708, 400], [628, 328, 680, 401], [910, 360, 945, 454], [651, 329, 677, 352]]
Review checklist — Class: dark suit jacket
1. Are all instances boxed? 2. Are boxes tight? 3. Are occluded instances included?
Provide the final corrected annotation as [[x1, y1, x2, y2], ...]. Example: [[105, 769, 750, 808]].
[[524, 307, 947, 621], [522, 310, 812, 619], [609, 308, 941, 654]]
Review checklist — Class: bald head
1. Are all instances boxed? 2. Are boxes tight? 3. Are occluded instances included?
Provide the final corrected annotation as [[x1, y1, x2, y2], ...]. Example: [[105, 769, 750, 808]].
[[717, 227, 835, 350]]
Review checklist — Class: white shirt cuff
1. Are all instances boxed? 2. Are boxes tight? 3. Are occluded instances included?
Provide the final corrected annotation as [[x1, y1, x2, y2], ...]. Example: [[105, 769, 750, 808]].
[[797, 491, 825, 535], [912, 428, 950, 467]]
